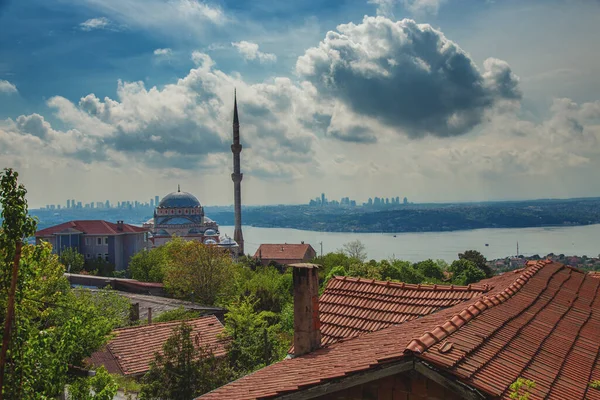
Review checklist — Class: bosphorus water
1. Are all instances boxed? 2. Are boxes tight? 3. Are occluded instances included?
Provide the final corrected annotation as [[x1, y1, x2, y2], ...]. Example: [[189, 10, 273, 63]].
[[219, 224, 600, 262]]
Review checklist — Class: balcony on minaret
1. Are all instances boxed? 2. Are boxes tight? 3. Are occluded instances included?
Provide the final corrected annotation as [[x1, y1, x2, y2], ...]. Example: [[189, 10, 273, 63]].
[[231, 173, 243, 183], [231, 143, 242, 153]]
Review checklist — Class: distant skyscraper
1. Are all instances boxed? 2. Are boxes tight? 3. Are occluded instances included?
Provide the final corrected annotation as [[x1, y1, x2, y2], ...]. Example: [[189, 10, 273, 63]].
[[155, 195, 160, 206], [77, 201, 82, 208], [67, 199, 71, 209], [150, 199, 154, 208], [105, 200, 110, 208], [321, 193, 326, 206], [403, 197, 408, 205], [396, 196, 400, 204]]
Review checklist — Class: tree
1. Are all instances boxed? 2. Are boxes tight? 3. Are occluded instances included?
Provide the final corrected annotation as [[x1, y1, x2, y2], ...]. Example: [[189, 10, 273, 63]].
[[67, 366, 118, 400], [139, 322, 233, 399], [509, 378, 536, 400], [152, 307, 201, 323], [413, 259, 444, 281], [59, 246, 85, 273], [458, 250, 493, 278], [341, 240, 367, 262], [128, 247, 168, 282], [0, 241, 130, 399], [162, 238, 236, 305], [84, 256, 115, 277], [449, 259, 486, 285], [223, 297, 288, 375], [0, 168, 37, 398]]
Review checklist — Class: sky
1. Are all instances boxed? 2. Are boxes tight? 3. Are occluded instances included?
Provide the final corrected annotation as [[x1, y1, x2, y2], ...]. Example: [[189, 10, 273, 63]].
[[1, 0, 600, 208]]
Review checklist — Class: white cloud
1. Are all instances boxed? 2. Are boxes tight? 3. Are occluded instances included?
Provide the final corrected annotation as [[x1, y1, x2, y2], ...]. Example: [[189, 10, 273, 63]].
[[232, 41, 277, 63], [0, 80, 17, 94], [79, 17, 113, 31], [297, 16, 521, 140], [153, 48, 172, 56]]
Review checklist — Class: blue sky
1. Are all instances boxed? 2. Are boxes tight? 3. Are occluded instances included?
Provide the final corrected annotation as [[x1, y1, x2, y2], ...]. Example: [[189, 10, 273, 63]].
[[1, 0, 600, 208]]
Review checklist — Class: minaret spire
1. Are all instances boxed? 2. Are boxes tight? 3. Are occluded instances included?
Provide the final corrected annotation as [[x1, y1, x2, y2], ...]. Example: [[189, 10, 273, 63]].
[[231, 89, 244, 255], [177, 184, 180, 192]]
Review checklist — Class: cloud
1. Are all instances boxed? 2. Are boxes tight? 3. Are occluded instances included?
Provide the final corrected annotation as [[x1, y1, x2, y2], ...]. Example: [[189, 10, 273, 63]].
[[71, 0, 227, 40], [12, 53, 319, 176], [153, 48, 172, 56], [79, 17, 113, 31], [297, 16, 521, 141], [232, 41, 277, 63], [0, 79, 17, 94]]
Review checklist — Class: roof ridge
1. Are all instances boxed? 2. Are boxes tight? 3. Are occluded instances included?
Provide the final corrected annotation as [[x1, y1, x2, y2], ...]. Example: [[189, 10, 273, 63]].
[[112, 314, 220, 332], [405, 259, 552, 354], [330, 275, 490, 292]]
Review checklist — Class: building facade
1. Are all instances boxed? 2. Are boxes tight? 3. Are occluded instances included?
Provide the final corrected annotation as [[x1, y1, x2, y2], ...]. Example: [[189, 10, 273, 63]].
[[254, 243, 317, 266], [35, 220, 150, 271]]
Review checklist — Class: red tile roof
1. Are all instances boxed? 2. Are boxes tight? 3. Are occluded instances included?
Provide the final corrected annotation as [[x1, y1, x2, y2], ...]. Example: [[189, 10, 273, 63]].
[[317, 276, 491, 347], [36, 220, 148, 236], [89, 315, 226, 376], [254, 244, 314, 261], [199, 261, 600, 400], [589, 271, 600, 279]]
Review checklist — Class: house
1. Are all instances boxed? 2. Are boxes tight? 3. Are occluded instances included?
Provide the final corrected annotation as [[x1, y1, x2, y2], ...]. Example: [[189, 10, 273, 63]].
[[88, 315, 226, 377], [199, 260, 600, 399], [35, 220, 150, 271], [254, 243, 317, 266]]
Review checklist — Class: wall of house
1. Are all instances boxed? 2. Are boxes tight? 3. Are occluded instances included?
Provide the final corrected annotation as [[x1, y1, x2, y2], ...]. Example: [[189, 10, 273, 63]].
[[82, 235, 110, 262], [57, 234, 82, 255], [121, 233, 147, 271], [314, 370, 465, 400]]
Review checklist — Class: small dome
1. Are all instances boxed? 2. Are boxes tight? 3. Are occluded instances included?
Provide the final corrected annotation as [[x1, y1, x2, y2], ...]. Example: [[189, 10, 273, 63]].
[[204, 229, 218, 236], [204, 238, 218, 245], [158, 189, 201, 208]]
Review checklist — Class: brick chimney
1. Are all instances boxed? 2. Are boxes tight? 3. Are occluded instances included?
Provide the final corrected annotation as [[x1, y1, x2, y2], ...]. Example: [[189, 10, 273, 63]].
[[116, 220, 124, 231], [291, 263, 321, 357]]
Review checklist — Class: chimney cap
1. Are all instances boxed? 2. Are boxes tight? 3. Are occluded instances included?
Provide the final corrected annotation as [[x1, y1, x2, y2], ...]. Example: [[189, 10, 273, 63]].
[[289, 263, 320, 269]]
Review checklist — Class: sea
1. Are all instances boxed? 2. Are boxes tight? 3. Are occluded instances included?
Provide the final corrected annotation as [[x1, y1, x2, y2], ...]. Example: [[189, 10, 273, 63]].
[[218, 224, 600, 262]]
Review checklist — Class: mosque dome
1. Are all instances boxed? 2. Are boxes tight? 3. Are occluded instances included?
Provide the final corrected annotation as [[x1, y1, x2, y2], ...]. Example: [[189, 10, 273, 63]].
[[158, 187, 201, 208], [204, 229, 218, 236]]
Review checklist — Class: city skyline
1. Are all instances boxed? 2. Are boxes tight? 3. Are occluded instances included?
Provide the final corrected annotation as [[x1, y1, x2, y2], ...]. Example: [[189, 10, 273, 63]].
[[2, 1, 600, 208]]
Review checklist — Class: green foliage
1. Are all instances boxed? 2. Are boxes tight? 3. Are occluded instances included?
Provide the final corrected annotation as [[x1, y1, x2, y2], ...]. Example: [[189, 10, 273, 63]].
[[414, 259, 444, 281], [128, 247, 168, 282], [223, 297, 289, 375], [0, 242, 130, 398], [162, 238, 236, 305], [84, 256, 115, 277], [590, 380, 600, 389], [449, 259, 486, 285], [233, 265, 293, 313], [152, 307, 201, 323], [139, 322, 234, 399], [59, 246, 85, 273], [509, 378, 536, 400], [67, 366, 118, 400], [459, 250, 493, 278]]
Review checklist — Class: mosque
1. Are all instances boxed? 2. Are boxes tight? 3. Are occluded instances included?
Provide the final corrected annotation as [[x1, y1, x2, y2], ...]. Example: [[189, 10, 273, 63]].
[[142, 92, 244, 256]]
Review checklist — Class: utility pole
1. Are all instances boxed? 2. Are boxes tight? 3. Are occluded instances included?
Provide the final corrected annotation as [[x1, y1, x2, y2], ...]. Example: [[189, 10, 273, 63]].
[[319, 242, 323, 258], [517, 241, 519, 257]]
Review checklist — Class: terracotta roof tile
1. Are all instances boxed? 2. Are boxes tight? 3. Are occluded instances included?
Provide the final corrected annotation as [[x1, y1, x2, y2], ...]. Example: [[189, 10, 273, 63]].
[[317, 276, 490, 347], [199, 261, 600, 400], [89, 315, 225, 376], [36, 220, 148, 236], [253, 244, 314, 261]]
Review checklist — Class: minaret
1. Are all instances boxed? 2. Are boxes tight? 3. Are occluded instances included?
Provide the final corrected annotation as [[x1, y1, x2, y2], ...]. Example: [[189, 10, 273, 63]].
[[231, 89, 244, 255]]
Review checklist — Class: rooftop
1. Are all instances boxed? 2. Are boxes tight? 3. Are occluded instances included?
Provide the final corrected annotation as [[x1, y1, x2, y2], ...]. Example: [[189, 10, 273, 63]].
[[199, 260, 600, 400], [89, 315, 226, 376], [254, 243, 314, 261], [36, 220, 148, 236], [317, 276, 491, 347], [158, 189, 201, 209]]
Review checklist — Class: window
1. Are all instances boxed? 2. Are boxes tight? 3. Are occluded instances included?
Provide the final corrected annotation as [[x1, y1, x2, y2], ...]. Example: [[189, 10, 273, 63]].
[[97, 237, 102, 245], [86, 253, 91, 259], [97, 253, 102, 259], [144, 232, 148, 242], [104, 237, 108, 245], [85, 237, 90, 246], [104, 253, 109, 261]]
